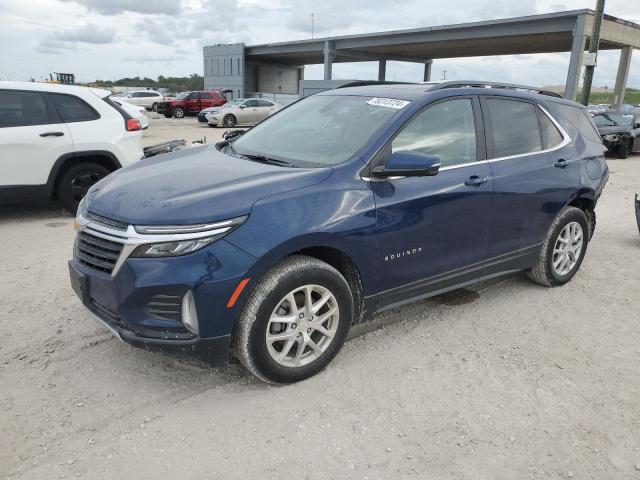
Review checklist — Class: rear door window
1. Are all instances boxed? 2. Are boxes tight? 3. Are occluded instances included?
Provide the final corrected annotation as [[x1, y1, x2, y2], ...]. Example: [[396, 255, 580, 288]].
[[0, 90, 50, 127], [486, 98, 541, 158], [48, 93, 100, 123]]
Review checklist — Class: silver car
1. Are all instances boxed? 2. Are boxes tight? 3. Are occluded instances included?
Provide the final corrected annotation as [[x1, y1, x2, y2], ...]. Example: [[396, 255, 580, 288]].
[[199, 98, 282, 128]]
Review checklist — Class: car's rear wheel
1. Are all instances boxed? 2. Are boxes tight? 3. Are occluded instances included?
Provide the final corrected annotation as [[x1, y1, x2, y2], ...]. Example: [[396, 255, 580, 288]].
[[151, 102, 158, 112], [527, 206, 589, 287], [173, 107, 185, 119], [617, 140, 630, 159], [223, 114, 236, 128], [58, 162, 110, 214], [234, 255, 353, 384]]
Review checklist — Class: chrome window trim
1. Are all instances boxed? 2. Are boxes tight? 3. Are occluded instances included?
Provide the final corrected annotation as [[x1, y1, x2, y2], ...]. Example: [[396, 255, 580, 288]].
[[75, 215, 243, 277], [362, 103, 571, 181]]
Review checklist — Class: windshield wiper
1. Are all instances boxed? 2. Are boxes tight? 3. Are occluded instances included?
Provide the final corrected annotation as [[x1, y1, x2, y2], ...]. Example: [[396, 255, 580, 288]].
[[240, 153, 295, 168]]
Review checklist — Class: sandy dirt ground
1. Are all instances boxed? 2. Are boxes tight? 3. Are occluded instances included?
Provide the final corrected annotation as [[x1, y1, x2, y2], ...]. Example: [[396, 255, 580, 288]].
[[1, 116, 640, 479]]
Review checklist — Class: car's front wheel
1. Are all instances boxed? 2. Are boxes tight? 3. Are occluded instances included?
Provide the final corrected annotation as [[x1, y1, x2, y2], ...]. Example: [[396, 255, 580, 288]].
[[527, 206, 589, 287], [223, 114, 236, 128], [234, 256, 353, 384], [57, 162, 110, 214], [173, 107, 185, 118]]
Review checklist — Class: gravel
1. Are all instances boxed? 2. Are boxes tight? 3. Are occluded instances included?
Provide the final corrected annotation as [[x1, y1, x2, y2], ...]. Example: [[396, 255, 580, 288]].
[[1, 119, 639, 479]]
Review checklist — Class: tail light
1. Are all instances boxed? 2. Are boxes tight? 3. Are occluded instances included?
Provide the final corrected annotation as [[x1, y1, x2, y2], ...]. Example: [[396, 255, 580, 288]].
[[126, 118, 141, 131]]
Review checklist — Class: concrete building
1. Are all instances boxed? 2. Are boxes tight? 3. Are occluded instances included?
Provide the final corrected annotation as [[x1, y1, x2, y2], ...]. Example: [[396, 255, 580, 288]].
[[203, 9, 640, 107]]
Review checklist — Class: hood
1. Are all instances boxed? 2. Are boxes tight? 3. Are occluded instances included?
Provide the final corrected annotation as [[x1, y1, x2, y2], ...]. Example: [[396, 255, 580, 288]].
[[597, 125, 631, 135], [86, 145, 332, 225]]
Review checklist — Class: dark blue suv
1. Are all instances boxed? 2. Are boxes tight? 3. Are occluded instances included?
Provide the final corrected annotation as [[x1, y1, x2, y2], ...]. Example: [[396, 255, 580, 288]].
[[69, 81, 608, 383]]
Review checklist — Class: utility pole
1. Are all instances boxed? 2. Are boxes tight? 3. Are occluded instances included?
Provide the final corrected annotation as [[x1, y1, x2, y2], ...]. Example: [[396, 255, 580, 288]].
[[580, 0, 605, 106], [441, 70, 447, 81], [311, 13, 314, 39]]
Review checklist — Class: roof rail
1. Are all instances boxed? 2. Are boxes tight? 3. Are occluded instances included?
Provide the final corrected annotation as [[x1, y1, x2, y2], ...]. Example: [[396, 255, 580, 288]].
[[336, 80, 416, 89], [427, 81, 564, 98]]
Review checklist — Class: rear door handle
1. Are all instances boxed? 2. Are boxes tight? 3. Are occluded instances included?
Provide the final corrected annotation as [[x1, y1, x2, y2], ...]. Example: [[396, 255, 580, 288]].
[[464, 175, 488, 187], [40, 131, 64, 137], [555, 158, 569, 168]]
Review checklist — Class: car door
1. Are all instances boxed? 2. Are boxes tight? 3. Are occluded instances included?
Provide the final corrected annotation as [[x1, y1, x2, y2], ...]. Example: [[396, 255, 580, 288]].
[[0, 89, 72, 187], [185, 92, 201, 113], [371, 96, 494, 308], [255, 100, 277, 122], [241, 99, 261, 124], [47, 92, 103, 156], [481, 96, 580, 260], [198, 92, 213, 111]]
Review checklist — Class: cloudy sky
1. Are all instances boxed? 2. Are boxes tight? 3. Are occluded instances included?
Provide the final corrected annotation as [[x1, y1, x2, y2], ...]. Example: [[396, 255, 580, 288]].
[[1, 0, 638, 89]]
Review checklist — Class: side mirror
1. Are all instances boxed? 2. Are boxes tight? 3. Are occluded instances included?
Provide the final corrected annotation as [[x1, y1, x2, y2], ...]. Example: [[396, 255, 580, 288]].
[[239, 105, 246, 109], [372, 151, 441, 178]]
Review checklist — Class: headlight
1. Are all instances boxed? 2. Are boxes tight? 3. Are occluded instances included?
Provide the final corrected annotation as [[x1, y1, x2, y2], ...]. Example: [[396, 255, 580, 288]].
[[130, 215, 247, 258], [76, 196, 88, 219], [603, 134, 620, 142]]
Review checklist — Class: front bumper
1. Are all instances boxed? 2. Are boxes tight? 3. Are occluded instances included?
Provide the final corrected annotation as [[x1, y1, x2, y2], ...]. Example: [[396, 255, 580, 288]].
[[197, 113, 208, 123], [69, 224, 260, 366], [155, 103, 172, 114]]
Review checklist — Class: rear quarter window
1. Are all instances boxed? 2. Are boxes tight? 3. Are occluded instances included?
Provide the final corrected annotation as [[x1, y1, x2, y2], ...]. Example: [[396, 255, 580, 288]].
[[546, 102, 601, 144]]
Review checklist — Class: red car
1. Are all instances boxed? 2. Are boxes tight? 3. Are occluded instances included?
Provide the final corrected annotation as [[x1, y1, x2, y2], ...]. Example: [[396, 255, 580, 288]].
[[156, 91, 227, 119]]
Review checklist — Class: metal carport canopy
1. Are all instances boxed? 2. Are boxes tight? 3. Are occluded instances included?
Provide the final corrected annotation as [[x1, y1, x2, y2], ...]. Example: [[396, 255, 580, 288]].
[[244, 9, 640, 65]]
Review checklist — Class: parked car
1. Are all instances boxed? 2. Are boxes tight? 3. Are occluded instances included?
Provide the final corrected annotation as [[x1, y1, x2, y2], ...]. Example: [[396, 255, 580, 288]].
[[112, 99, 149, 130], [155, 91, 227, 118], [113, 90, 166, 111], [198, 98, 282, 127], [592, 110, 640, 158], [0, 81, 143, 213], [69, 81, 607, 383]]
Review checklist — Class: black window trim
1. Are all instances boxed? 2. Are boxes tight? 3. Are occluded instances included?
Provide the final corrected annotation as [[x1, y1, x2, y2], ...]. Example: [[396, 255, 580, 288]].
[[479, 95, 570, 163], [0, 89, 57, 128], [47, 92, 101, 124]]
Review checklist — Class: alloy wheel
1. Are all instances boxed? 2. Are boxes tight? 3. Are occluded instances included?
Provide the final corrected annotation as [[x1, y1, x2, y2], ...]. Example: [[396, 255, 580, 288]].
[[552, 221, 583, 276], [265, 285, 339, 368]]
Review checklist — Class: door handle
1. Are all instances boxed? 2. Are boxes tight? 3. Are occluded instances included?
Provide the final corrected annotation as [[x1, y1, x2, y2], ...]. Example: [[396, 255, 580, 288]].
[[40, 131, 64, 137], [555, 158, 569, 168], [464, 175, 488, 187]]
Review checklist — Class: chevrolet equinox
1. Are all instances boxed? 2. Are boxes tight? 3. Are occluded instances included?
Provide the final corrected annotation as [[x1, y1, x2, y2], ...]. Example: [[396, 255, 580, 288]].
[[69, 81, 608, 383]]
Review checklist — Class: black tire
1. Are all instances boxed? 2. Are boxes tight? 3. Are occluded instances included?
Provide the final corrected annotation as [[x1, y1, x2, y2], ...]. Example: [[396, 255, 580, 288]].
[[617, 140, 630, 159], [223, 114, 236, 128], [57, 162, 110, 214], [208, 124, 216, 128], [173, 107, 185, 119], [234, 255, 353, 384], [527, 206, 589, 287], [164, 114, 172, 118], [151, 102, 158, 112]]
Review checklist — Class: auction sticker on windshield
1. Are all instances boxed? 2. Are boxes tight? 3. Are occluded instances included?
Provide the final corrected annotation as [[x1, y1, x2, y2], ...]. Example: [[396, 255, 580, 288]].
[[367, 97, 410, 109]]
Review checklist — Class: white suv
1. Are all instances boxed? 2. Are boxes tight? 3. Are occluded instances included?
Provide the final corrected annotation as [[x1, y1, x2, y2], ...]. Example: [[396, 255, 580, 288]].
[[114, 90, 165, 111], [0, 81, 144, 213]]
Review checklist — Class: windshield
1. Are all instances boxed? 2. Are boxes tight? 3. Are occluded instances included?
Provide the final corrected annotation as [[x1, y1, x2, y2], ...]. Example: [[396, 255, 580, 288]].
[[594, 113, 634, 127], [231, 95, 403, 167], [226, 99, 244, 107]]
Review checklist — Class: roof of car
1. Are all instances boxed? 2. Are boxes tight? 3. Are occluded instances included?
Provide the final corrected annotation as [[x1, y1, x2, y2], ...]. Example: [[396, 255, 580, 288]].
[[319, 81, 581, 106], [0, 80, 111, 98]]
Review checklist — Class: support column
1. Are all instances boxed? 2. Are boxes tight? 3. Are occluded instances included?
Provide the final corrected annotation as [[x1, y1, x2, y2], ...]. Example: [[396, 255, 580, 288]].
[[378, 60, 386, 82], [565, 15, 587, 101], [423, 60, 433, 82], [612, 46, 633, 110], [323, 40, 335, 80]]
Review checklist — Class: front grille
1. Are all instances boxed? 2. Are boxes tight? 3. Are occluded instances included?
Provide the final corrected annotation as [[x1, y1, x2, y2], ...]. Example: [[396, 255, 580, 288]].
[[76, 231, 123, 274], [146, 294, 182, 321], [86, 211, 128, 231], [198, 113, 207, 122]]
